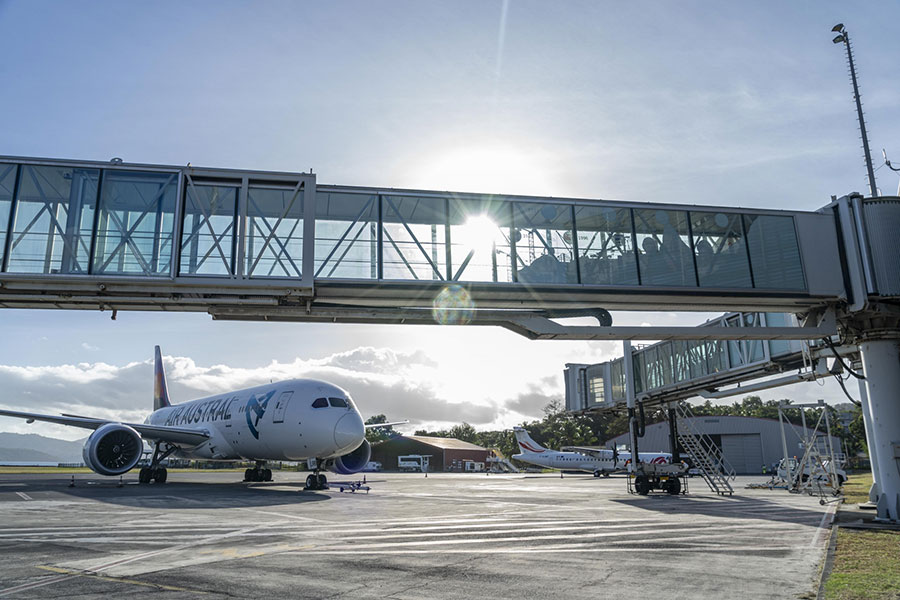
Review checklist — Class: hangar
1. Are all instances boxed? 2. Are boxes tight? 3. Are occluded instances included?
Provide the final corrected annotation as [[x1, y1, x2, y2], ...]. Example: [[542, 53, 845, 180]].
[[605, 415, 842, 475], [370, 436, 492, 472]]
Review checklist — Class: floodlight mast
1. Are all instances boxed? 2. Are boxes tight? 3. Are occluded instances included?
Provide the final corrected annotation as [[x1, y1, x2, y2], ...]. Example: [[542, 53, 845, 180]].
[[832, 23, 878, 197]]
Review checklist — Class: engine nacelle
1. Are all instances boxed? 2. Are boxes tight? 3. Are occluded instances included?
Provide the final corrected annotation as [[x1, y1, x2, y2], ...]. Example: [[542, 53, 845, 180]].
[[327, 439, 371, 475], [82, 423, 143, 476]]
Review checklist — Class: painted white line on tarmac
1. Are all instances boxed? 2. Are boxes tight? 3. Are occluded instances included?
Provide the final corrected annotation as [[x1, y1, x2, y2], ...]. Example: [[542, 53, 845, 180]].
[[810, 502, 837, 548], [15, 492, 31, 500]]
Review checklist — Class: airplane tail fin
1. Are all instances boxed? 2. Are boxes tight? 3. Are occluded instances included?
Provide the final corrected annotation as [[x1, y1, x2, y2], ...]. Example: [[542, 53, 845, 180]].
[[513, 427, 547, 454], [153, 345, 171, 410]]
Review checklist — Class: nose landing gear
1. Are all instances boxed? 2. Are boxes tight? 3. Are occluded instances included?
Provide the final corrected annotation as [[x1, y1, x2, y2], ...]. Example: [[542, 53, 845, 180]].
[[305, 468, 328, 491]]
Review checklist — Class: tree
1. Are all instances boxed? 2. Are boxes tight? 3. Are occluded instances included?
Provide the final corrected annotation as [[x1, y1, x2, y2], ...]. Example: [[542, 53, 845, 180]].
[[365, 414, 395, 443]]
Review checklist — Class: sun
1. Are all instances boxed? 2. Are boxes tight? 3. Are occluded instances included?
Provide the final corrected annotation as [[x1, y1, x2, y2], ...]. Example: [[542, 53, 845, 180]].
[[408, 142, 557, 196]]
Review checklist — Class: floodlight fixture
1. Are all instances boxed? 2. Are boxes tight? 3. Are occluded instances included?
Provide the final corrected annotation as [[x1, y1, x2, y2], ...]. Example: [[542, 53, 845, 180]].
[[832, 23, 845, 33], [833, 35, 845, 44]]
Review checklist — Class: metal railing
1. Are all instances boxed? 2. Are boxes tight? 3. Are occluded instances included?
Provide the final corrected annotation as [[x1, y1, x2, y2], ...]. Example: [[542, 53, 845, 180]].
[[675, 402, 736, 496]]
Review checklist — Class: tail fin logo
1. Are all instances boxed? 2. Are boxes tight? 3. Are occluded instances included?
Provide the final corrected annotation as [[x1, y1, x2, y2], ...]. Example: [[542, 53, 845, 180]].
[[153, 346, 171, 411], [518, 441, 546, 453], [245, 390, 276, 440]]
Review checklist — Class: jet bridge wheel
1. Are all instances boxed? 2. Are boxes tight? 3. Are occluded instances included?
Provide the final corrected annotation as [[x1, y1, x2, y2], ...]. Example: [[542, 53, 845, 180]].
[[634, 475, 651, 495], [665, 477, 682, 495]]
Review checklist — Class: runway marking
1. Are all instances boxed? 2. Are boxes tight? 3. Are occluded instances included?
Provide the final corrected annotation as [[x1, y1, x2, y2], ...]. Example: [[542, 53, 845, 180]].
[[35, 566, 208, 593], [15, 492, 31, 500], [0, 483, 26, 487], [0, 524, 272, 597], [810, 502, 837, 548], [283, 544, 807, 556]]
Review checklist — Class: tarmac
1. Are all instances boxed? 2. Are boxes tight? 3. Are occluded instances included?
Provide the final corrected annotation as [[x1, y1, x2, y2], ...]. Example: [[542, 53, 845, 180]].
[[0, 471, 836, 599]]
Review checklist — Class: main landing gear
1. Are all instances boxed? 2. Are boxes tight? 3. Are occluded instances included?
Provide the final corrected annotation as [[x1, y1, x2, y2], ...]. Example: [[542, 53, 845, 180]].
[[305, 469, 328, 491], [244, 462, 273, 482], [139, 442, 176, 484]]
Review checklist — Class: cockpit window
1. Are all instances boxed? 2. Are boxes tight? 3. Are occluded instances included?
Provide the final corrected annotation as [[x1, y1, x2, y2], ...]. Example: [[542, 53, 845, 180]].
[[328, 397, 348, 408], [312, 398, 328, 408]]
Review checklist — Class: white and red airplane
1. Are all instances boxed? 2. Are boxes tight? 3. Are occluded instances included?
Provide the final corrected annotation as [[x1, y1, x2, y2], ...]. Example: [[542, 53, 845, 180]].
[[0, 346, 402, 490], [511, 427, 671, 477]]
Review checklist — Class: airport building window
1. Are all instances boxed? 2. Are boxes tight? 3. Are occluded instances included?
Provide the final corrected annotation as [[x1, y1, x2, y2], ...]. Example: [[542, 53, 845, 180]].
[[0, 164, 18, 270], [447, 197, 513, 283], [312, 398, 328, 408], [690, 211, 753, 288], [574, 205, 639, 286], [5, 164, 99, 274], [315, 191, 378, 279], [743, 214, 805, 291], [180, 182, 238, 276], [513, 202, 577, 285], [93, 170, 178, 276], [633, 208, 697, 287], [328, 397, 348, 408], [246, 185, 304, 278], [382, 195, 447, 281]]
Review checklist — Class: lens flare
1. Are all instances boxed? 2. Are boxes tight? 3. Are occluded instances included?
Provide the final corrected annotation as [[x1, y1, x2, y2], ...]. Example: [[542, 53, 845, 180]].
[[432, 285, 475, 325]]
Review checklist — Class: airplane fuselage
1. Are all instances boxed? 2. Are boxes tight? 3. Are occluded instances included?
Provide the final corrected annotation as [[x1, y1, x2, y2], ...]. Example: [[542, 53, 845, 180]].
[[513, 450, 616, 473], [145, 378, 365, 462]]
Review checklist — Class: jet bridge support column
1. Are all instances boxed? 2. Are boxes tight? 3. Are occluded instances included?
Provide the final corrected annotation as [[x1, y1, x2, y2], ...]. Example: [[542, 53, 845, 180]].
[[859, 339, 900, 521], [624, 341, 639, 468], [856, 380, 882, 503]]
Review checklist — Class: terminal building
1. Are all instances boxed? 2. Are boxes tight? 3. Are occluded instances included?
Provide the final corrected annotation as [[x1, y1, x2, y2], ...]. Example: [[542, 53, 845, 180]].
[[605, 415, 842, 475], [369, 435, 491, 472]]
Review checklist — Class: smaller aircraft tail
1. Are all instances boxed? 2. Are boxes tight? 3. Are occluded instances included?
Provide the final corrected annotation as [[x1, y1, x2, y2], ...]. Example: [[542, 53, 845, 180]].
[[513, 427, 548, 454], [153, 345, 171, 410]]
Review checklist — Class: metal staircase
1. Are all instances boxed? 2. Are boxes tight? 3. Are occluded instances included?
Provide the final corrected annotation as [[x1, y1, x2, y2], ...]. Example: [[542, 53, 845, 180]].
[[675, 402, 736, 496]]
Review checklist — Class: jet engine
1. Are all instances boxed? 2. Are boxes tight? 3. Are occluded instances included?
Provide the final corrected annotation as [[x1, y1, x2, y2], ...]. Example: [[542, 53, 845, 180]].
[[82, 423, 143, 476], [327, 439, 371, 474]]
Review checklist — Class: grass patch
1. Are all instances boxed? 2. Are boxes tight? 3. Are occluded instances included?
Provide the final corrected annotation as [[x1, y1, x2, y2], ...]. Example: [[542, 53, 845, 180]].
[[824, 528, 900, 600], [842, 472, 873, 505]]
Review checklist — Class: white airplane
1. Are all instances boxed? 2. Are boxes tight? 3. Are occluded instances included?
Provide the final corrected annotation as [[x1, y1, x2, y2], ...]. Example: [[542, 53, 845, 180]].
[[511, 427, 671, 477], [0, 346, 402, 490]]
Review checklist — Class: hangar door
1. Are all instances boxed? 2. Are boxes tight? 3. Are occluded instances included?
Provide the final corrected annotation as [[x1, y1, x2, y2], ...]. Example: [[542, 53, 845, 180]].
[[721, 434, 763, 474]]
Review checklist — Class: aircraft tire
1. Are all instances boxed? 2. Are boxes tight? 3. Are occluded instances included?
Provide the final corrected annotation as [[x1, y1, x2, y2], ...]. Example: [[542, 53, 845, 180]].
[[317, 473, 327, 489], [635, 475, 650, 495], [305, 474, 316, 490], [154, 468, 167, 484], [244, 468, 254, 482], [593, 471, 601, 478], [138, 467, 151, 484], [603, 472, 610, 478], [263, 469, 272, 482]]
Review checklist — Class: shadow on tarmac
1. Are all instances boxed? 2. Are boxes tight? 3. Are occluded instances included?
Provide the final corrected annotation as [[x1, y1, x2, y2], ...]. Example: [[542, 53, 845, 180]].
[[610, 488, 831, 528], [3, 474, 336, 509]]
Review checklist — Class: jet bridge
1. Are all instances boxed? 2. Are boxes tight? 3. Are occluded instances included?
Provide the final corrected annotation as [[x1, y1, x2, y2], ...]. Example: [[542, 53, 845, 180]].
[[563, 312, 853, 413], [0, 155, 849, 321]]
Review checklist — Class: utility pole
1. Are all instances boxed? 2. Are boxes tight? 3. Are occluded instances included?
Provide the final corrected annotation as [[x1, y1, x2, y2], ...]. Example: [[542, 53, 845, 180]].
[[832, 24, 878, 197]]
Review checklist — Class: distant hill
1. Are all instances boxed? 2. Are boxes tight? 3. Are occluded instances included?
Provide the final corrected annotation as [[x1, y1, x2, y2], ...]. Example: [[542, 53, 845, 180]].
[[0, 432, 85, 463]]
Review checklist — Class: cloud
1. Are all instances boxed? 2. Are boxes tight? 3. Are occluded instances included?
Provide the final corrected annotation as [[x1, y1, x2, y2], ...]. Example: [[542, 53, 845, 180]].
[[503, 376, 562, 419], [81, 342, 99, 351], [0, 347, 499, 439]]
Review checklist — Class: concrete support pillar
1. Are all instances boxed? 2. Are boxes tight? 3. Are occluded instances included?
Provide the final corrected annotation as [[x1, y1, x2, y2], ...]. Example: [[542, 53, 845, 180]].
[[859, 340, 900, 521], [856, 379, 881, 502]]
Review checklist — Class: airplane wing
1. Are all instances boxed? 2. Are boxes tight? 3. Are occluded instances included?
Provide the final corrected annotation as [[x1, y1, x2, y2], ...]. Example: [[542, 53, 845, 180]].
[[365, 420, 408, 429], [0, 408, 210, 446]]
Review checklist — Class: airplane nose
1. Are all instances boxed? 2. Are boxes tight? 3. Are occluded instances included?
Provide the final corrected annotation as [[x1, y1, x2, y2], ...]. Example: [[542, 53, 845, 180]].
[[334, 412, 364, 451]]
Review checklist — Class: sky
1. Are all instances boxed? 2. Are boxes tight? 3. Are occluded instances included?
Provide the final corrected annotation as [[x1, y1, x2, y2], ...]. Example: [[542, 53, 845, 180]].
[[0, 1, 897, 440]]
